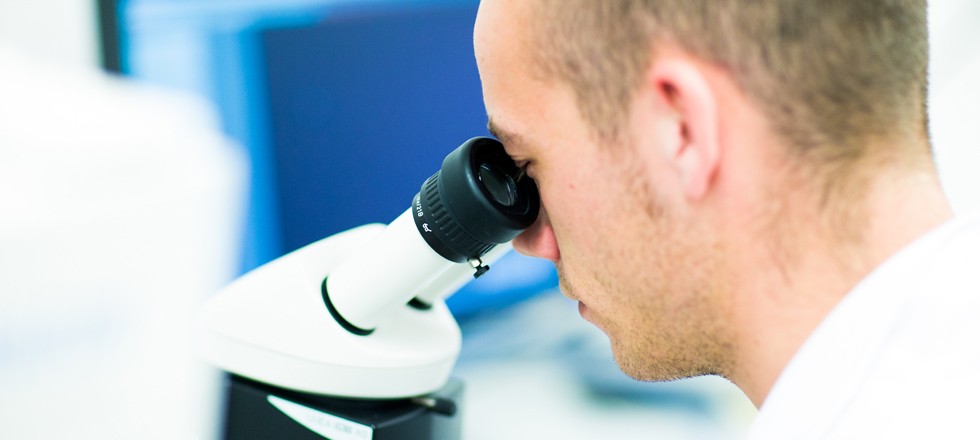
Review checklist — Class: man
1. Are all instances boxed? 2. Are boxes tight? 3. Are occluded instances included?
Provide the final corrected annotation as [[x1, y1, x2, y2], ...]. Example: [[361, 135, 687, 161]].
[[474, 0, 980, 438]]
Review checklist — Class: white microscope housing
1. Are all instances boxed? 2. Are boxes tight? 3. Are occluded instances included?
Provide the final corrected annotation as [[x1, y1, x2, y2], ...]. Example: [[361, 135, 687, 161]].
[[197, 222, 512, 398], [196, 136, 539, 439]]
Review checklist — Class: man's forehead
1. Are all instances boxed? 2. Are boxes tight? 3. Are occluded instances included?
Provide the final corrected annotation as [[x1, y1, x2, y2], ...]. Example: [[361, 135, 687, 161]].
[[476, 0, 550, 156], [474, 0, 533, 52]]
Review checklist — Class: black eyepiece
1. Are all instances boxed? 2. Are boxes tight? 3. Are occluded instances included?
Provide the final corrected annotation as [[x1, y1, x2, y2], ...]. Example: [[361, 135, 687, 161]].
[[413, 137, 539, 262]]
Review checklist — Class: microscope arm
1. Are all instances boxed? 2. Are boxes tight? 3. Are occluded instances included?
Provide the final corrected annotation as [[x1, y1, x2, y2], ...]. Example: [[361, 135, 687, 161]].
[[197, 224, 462, 399]]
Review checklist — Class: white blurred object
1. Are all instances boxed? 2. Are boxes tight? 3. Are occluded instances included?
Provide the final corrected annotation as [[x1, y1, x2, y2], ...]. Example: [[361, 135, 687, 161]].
[[928, 0, 980, 214], [0, 0, 99, 67], [197, 222, 467, 400], [0, 45, 248, 439]]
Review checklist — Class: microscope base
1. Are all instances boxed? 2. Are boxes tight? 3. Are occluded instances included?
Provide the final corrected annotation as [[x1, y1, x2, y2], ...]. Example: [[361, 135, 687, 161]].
[[220, 374, 463, 440]]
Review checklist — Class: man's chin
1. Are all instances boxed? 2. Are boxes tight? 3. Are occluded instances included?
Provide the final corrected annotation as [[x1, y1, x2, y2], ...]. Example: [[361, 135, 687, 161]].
[[611, 346, 722, 383], [608, 339, 683, 382]]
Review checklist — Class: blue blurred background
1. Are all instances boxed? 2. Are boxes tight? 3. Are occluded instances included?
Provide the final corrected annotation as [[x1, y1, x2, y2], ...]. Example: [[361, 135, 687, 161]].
[[109, 0, 559, 317]]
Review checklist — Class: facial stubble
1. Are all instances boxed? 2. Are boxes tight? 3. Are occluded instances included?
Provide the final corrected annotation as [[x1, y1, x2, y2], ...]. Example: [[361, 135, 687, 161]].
[[571, 147, 734, 383]]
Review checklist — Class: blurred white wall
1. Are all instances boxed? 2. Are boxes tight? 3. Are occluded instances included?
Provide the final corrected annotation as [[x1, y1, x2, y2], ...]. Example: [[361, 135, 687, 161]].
[[0, 0, 100, 67], [0, 45, 248, 439], [0, 3, 245, 438], [929, 1, 980, 214]]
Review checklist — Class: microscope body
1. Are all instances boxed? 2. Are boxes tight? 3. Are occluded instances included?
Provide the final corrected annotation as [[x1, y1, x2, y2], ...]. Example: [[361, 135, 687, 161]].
[[197, 137, 538, 439], [198, 224, 467, 439]]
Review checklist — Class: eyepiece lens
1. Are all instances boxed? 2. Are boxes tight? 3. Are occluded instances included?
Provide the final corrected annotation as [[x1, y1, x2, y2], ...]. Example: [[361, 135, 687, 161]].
[[414, 137, 539, 262], [478, 163, 518, 207]]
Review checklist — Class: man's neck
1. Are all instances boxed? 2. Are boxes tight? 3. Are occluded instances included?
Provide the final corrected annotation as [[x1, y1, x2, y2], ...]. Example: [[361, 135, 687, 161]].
[[728, 157, 953, 407]]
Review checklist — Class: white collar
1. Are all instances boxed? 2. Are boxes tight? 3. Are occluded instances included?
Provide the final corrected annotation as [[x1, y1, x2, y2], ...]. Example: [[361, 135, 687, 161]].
[[747, 211, 980, 439]]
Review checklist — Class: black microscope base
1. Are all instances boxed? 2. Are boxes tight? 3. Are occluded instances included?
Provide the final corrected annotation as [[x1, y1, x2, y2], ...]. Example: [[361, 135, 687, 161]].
[[220, 374, 463, 440]]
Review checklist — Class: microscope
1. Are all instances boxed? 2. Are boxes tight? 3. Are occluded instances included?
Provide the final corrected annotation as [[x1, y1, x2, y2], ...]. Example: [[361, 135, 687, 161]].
[[198, 137, 539, 439]]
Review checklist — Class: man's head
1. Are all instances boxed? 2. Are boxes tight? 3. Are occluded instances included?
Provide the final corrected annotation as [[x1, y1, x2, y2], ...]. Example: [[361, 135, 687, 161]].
[[474, 0, 932, 393]]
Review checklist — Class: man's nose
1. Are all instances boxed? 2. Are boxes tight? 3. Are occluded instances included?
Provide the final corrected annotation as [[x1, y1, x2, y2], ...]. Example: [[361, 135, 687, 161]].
[[512, 206, 560, 264]]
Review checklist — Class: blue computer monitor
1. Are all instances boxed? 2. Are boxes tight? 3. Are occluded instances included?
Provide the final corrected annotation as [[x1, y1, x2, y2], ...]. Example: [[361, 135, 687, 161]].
[[99, 0, 557, 316]]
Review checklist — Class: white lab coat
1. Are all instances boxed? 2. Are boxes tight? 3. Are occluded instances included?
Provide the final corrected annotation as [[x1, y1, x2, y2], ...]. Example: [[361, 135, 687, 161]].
[[747, 211, 980, 439]]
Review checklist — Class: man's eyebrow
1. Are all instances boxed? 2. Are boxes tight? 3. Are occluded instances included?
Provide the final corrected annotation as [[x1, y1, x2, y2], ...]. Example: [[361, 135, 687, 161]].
[[486, 119, 520, 146]]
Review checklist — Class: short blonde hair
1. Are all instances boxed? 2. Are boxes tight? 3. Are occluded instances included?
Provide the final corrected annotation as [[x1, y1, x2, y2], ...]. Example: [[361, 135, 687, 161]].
[[532, 0, 930, 167]]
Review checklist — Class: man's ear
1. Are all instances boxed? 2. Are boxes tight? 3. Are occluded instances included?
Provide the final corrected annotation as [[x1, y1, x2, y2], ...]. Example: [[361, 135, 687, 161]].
[[647, 58, 720, 201]]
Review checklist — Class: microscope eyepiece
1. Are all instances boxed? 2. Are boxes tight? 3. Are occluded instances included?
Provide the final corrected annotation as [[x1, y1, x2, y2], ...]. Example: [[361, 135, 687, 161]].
[[413, 137, 539, 263], [325, 137, 540, 334]]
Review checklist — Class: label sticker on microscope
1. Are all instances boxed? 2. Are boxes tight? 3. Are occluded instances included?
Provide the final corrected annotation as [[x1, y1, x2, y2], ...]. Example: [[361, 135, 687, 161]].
[[267, 395, 374, 440]]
